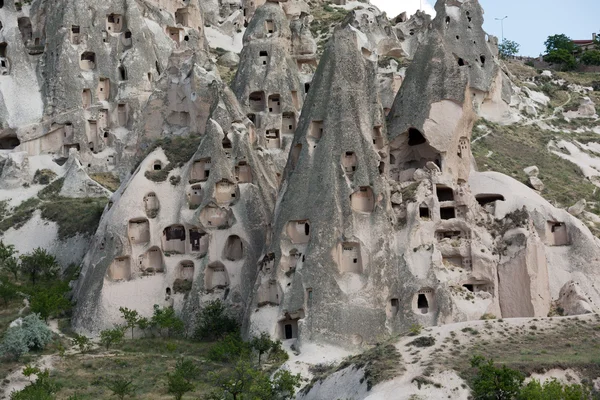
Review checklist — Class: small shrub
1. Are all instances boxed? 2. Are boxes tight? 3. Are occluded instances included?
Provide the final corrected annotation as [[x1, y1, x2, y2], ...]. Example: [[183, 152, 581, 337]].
[[0, 314, 53, 360], [407, 336, 435, 348], [99, 327, 126, 350], [33, 169, 57, 185], [194, 300, 239, 341], [169, 175, 181, 186], [481, 313, 496, 320], [208, 332, 250, 363], [106, 376, 135, 400], [408, 324, 423, 336], [71, 334, 93, 354], [172, 278, 192, 294]]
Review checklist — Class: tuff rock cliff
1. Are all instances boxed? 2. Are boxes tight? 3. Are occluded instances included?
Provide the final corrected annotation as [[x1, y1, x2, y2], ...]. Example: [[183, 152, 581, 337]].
[[0, 0, 598, 356]]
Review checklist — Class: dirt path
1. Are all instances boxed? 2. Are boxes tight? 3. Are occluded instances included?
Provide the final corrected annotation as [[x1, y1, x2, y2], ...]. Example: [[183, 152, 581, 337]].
[[0, 354, 57, 399]]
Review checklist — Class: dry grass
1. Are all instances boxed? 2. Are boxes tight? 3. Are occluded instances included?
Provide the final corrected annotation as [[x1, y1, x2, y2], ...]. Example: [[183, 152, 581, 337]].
[[50, 338, 226, 399], [472, 120, 600, 211], [90, 173, 121, 192], [439, 316, 600, 382]]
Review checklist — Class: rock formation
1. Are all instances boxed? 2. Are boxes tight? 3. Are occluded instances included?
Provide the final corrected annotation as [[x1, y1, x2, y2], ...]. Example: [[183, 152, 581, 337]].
[[245, 6, 404, 345], [231, 1, 309, 174], [0, 0, 599, 359], [71, 6, 279, 331]]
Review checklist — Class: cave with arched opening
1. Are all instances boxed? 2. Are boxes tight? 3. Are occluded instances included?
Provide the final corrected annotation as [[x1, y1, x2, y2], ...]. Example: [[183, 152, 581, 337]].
[[286, 220, 310, 244], [0, 134, 20, 150], [189, 228, 208, 255], [200, 204, 230, 228], [143, 192, 159, 218], [139, 247, 163, 273], [162, 225, 186, 253], [350, 187, 374, 213], [107, 256, 131, 281], [342, 151, 357, 176], [205, 262, 228, 290], [235, 161, 252, 183], [338, 242, 362, 273], [128, 218, 150, 245], [414, 288, 435, 314], [223, 235, 244, 261], [190, 158, 211, 183]]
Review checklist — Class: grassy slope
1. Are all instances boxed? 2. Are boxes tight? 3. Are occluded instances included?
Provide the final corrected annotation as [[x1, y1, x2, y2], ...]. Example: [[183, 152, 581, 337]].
[[437, 316, 600, 383], [472, 120, 600, 211], [473, 62, 600, 218], [52, 339, 227, 399]]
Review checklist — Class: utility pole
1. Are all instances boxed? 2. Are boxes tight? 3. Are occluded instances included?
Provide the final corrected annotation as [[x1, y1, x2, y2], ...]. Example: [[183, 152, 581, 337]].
[[495, 16, 508, 43]]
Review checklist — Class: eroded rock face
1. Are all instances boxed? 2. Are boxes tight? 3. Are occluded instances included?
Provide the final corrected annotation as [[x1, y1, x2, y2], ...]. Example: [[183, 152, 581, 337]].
[[243, 0, 600, 348], [7, 0, 600, 350], [557, 281, 594, 316], [245, 7, 404, 345], [231, 1, 305, 174]]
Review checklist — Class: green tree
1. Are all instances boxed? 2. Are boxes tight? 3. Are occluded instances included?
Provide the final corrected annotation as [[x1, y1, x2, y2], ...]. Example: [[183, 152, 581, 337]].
[[270, 369, 303, 400], [2, 257, 20, 281], [207, 359, 301, 400], [19, 248, 59, 286], [545, 34, 575, 54], [581, 50, 600, 66], [10, 369, 58, 400], [29, 281, 72, 322], [119, 307, 140, 339], [151, 305, 184, 338], [544, 49, 577, 71], [0, 241, 16, 262], [99, 327, 125, 350], [166, 373, 193, 400], [166, 358, 198, 400], [0, 277, 19, 305], [208, 332, 251, 363], [518, 378, 592, 399], [193, 300, 239, 341], [71, 334, 92, 354], [470, 356, 524, 400], [136, 317, 150, 337], [498, 39, 520, 59], [106, 376, 135, 400], [250, 332, 274, 366]]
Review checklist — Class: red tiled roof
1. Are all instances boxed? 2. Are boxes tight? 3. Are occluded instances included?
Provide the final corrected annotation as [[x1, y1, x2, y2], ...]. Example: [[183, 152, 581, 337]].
[[573, 40, 594, 44]]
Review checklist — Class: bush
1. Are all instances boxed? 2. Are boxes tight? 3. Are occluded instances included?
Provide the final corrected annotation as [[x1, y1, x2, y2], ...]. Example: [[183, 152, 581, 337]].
[[19, 248, 59, 286], [208, 332, 250, 363], [581, 50, 600, 66], [29, 281, 72, 322], [193, 300, 238, 341], [470, 356, 524, 399], [106, 376, 135, 400], [151, 305, 184, 337], [167, 358, 198, 400], [0, 314, 53, 360], [544, 49, 577, 71], [10, 369, 58, 400], [33, 169, 57, 185], [408, 324, 423, 336], [99, 327, 125, 350], [518, 378, 592, 399], [71, 334, 92, 354], [407, 336, 435, 348]]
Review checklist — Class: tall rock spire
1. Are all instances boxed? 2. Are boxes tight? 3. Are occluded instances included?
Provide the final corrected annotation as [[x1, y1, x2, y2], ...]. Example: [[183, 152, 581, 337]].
[[246, 7, 402, 345]]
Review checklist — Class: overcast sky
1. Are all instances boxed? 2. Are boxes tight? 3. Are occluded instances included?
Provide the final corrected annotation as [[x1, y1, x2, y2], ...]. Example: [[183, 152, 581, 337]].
[[370, 0, 600, 56]]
